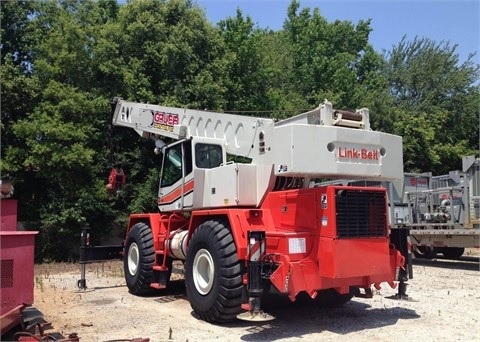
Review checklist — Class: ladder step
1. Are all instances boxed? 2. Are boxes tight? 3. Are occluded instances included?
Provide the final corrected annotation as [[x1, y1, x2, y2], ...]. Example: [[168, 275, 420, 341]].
[[152, 265, 168, 271], [150, 282, 166, 290]]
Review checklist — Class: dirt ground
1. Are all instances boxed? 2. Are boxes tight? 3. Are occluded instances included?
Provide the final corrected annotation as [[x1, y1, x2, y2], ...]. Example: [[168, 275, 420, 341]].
[[28, 249, 480, 342]]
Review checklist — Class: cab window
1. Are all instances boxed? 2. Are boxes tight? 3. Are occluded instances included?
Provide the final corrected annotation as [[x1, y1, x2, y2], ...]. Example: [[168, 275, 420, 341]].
[[195, 143, 222, 169], [161, 141, 192, 187]]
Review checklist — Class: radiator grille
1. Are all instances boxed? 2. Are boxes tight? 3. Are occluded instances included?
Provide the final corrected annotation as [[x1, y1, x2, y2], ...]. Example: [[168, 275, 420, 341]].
[[335, 189, 387, 238], [1, 259, 14, 288]]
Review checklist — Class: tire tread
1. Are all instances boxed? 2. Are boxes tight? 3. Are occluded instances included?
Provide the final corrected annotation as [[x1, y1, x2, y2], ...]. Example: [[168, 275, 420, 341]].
[[185, 218, 244, 323]]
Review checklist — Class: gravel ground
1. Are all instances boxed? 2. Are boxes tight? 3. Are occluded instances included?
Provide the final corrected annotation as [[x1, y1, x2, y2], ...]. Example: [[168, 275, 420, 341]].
[[27, 250, 480, 342]]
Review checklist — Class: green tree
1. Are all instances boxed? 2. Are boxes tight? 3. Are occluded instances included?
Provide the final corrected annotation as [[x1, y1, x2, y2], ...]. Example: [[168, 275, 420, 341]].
[[218, 9, 271, 112], [0, 1, 41, 164], [95, 0, 226, 109], [385, 36, 480, 173], [393, 110, 441, 172], [257, 30, 307, 119], [0, 0, 37, 67], [2, 0, 121, 261], [350, 45, 397, 133], [4, 81, 116, 260], [283, 0, 373, 108]]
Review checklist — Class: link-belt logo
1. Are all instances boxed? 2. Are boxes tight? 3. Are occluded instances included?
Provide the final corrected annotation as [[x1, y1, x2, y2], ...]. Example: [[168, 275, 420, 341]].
[[338, 147, 380, 160], [153, 111, 179, 132]]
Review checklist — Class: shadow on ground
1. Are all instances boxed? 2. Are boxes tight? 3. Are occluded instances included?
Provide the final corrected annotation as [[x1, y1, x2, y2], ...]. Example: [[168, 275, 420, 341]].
[[235, 294, 419, 341]]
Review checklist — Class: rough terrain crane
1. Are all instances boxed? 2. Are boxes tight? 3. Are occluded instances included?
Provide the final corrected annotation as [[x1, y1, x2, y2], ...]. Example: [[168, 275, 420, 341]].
[[111, 98, 409, 322]]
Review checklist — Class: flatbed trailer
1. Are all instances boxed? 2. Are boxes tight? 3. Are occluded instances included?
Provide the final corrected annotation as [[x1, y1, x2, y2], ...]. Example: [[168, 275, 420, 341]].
[[390, 157, 480, 258]]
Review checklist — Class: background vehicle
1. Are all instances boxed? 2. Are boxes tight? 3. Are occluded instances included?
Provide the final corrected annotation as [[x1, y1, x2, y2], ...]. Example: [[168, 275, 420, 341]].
[[392, 157, 480, 259], [111, 98, 409, 322]]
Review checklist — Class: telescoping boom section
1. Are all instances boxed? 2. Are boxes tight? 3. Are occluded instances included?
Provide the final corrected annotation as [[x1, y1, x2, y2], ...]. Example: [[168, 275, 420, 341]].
[[112, 98, 407, 323]]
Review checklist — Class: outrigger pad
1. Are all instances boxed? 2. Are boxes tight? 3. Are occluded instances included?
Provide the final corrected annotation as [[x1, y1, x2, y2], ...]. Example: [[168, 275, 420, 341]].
[[386, 293, 418, 302], [237, 310, 275, 322], [385, 281, 417, 301]]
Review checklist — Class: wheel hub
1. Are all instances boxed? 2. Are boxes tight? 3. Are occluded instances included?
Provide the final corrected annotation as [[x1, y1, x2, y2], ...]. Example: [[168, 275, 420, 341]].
[[193, 248, 214, 295], [127, 242, 139, 276]]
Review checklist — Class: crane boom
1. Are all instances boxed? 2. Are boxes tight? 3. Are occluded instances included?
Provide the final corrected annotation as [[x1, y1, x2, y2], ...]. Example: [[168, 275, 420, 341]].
[[112, 98, 274, 159], [112, 98, 402, 181]]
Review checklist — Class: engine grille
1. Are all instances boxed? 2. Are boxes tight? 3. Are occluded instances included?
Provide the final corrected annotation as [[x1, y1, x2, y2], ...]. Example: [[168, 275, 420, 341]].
[[335, 189, 387, 238]]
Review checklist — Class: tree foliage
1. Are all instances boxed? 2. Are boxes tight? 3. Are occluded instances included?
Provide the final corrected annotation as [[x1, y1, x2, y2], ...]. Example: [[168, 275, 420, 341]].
[[283, 0, 374, 108], [2, 0, 117, 261], [218, 10, 271, 112], [1, 0, 478, 261], [384, 36, 479, 173], [96, 0, 226, 108]]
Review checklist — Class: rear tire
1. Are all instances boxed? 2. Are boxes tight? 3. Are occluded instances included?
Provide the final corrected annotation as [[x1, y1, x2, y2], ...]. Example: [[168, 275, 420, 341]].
[[442, 247, 464, 259], [124, 222, 155, 295], [185, 219, 244, 323]]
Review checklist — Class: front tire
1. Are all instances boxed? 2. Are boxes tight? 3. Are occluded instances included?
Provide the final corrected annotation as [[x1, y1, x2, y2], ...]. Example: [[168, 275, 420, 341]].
[[124, 222, 155, 295], [185, 219, 244, 323]]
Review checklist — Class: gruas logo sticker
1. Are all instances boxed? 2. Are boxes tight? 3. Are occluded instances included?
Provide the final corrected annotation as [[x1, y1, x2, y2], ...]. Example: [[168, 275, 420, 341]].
[[153, 111, 179, 125], [153, 111, 179, 132]]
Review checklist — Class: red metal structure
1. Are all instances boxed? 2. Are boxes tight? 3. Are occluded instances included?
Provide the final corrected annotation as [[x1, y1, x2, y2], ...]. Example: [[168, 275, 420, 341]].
[[0, 197, 38, 335], [1, 180, 82, 340]]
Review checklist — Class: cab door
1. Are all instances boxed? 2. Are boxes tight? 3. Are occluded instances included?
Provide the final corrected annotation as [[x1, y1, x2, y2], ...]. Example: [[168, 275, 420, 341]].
[[158, 139, 193, 211]]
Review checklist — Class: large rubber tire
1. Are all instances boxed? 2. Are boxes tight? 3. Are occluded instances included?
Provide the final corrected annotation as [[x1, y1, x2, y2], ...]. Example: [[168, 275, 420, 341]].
[[442, 247, 464, 259], [185, 219, 244, 323], [124, 222, 155, 295]]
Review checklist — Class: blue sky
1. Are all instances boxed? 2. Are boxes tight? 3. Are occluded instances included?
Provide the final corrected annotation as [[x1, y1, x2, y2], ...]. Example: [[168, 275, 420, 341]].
[[196, 0, 480, 64]]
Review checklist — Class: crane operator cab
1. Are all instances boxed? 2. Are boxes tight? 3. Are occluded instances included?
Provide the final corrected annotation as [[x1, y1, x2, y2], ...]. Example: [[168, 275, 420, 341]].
[[158, 137, 226, 212]]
